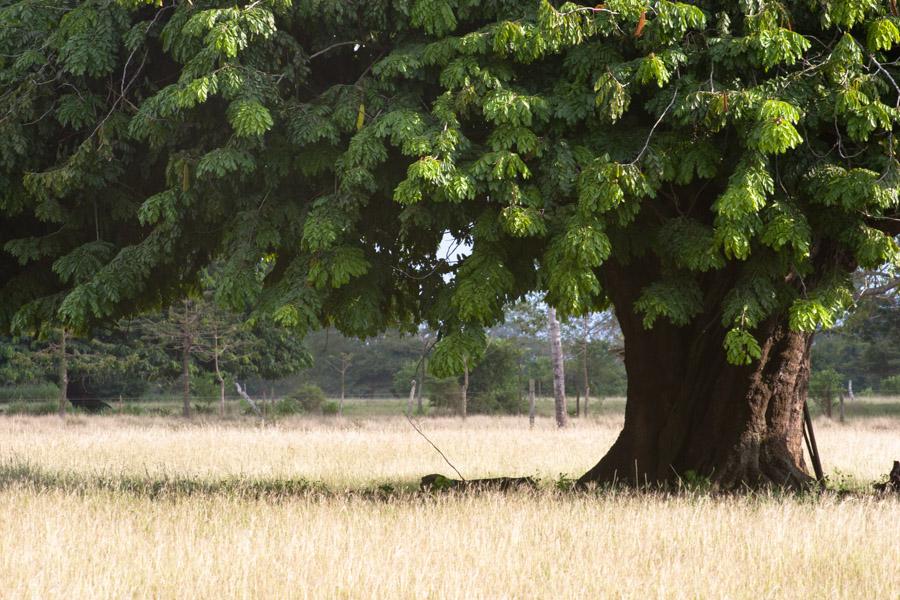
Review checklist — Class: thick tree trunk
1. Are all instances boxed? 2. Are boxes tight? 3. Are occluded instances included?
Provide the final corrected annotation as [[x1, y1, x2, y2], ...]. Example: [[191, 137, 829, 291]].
[[578, 260, 814, 490], [548, 308, 568, 428], [57, 328, 68, 418]]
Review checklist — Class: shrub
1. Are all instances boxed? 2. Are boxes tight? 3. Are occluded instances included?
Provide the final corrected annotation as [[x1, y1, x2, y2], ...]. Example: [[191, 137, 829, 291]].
[[880, 375, 900, 395], [288, 384, 326, 414], [4, 401, 58, 416], [322, 401, 340, 415], [0, 383, 59, 402], [429, 378, 461, 410], [809, 369, 843, 416]]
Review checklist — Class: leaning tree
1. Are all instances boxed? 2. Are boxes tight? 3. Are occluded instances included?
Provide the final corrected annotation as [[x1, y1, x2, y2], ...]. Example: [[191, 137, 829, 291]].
[[2, 0, 899, 488]]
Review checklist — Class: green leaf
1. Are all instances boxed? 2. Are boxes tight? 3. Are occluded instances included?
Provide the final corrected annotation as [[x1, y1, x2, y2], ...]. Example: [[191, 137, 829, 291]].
[[227, 99, 274, 138]]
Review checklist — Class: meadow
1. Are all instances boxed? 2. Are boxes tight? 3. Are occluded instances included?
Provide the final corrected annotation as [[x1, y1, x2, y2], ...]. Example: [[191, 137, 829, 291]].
[[0, 398, 898, 599]]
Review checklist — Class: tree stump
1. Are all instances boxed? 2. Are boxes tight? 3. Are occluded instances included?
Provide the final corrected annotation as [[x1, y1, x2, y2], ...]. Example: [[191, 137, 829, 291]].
[[874, 461, 900, 493]]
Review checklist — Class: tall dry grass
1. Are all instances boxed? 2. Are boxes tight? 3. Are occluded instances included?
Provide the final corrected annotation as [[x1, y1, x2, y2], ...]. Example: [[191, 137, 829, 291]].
[[0, 410, 898, 599]]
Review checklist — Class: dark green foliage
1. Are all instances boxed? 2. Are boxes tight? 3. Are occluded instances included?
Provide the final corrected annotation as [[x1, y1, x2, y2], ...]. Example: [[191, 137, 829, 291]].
[[882, 375, 900, 395], [2, 400, 57, 416], [286, 383, 326, 414], [1, 0, 898, 378], [466, 339, 524, 414], [812, 295, 900, 392]]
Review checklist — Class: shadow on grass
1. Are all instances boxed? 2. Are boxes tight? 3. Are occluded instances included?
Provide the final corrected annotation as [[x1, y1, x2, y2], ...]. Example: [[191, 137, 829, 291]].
[[2, 459, 896, 504]]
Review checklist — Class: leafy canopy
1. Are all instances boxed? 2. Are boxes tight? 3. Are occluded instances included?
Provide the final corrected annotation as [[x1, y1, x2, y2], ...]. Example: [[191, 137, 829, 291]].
[[1, 0, 899, 373]]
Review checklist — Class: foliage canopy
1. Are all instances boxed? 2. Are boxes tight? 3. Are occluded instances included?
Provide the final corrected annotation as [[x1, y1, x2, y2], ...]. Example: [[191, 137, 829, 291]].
[[2, 0, 899, 374]]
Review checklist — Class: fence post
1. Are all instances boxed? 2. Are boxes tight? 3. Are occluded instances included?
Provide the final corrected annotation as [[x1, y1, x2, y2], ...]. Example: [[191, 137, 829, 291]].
[[839, 392, 845, 424]]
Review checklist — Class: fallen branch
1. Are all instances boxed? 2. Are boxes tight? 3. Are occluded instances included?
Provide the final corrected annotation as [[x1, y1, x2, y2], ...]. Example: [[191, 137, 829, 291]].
[[234, 381, 263, 418], [420, 474, 538, 492]]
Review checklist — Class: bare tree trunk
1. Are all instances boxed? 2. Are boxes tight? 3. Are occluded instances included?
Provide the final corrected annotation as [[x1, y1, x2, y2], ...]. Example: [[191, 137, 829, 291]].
[[460, 357, 468, 419], [529, 379, 535, 428], [582, 315, 591, 418], [235, 382, 263, 418], [57, 328, 67, 418], [213, 329, 225, 417], [182, 343, 191, 418], [576, 392, 581, 418], [839, 392, 845, 423], [417, 355, 426, 413], [407, 380, 416, 417], [181, 301, 193, 419], [549, 308, 568, 428], [339, 364, 346, 416]]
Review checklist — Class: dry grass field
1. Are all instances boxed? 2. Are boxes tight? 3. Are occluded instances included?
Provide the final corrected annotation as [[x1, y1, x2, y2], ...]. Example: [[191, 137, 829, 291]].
[[0, 401, 898, 599]]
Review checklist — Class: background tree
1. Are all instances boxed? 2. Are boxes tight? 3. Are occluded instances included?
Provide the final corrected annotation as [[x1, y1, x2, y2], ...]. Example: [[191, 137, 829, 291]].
[[548, 307, 568, 428]]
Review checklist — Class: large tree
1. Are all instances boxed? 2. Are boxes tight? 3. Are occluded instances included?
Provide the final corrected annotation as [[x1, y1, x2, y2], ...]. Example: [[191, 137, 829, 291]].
[[2, 0, 899, 488]]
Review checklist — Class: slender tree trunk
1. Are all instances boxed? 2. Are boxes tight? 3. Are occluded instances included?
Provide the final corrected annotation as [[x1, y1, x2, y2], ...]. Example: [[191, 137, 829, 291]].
[[182, 343, 191, 418], [417, 355, 426, 413], [57, 328, 68, 418], [578, 259, 816, 490], [340, 365, 346, 416], [213, 330, 225, 417], [529, 379, 536, 428], [548, 308, 568, 428], [407, 380, 416, 417], [582, 315, 590, 418], [460, 357, 468, 419]]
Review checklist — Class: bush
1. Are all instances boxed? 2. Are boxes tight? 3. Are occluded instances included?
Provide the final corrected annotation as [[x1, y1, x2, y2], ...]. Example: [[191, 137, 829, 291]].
[[322, 401, 340, 415], [429, 378, 461, 410], [265, 384, 328, 416], [880, 375, 900, 395], [4, 401, 58, 416], [809, 369, 843, 416], [288, 383, 326, 414], [0, 383, 59, 402]]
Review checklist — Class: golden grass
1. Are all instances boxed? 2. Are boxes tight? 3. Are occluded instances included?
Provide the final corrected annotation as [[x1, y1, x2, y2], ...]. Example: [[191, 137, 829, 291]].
[[0, 408, 898, 599]]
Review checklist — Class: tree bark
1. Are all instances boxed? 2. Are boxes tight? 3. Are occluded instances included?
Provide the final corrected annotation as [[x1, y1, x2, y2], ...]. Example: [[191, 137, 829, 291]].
[[417, 355, 426, 413], [528, 378, 536, 428], [578, 259, 815, 490], [460, 357, 468, 419], [582, 315, 590, 418], [57, 328, 68, 418], [213, 329, 225, 417], [548, 308, 568, 428], [180, 301, 193, 419]]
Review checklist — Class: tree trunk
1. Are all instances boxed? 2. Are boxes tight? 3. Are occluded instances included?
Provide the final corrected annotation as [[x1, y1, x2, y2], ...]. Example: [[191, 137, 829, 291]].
[[57, 328, 68, 418], [528, 379, 536, 428], [407, 380, 416, 417], [548, 308, 568, 428], [460, 357, 468, 419], [182, 340, 191, 419], [582, 316, 590, 418], [417, 355, 426, 413], [578, 260, 814, 490], [213, 330, 225, 417], [340, 366, 346, 416]]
